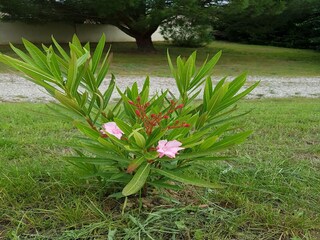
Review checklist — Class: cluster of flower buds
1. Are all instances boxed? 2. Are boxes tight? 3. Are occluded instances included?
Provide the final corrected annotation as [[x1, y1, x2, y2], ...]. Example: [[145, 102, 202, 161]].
[[129, 96, 190, 135]]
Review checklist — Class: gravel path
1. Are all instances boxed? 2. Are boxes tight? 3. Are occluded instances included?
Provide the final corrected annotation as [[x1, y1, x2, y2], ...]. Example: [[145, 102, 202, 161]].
[[0, 73, 319, 102]]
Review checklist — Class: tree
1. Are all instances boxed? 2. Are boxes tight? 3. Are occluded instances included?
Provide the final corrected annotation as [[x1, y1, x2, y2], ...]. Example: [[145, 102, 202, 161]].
[[213, 0, 287, 43], [212, 0, 320, 50], [0, 0, 213, 52]]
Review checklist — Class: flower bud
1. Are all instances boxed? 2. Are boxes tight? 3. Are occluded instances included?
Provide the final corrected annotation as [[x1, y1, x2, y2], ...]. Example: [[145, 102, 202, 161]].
[[135, 109, 141, 117], [163, 115, 169, 119], [176, 104, 184, 109], [133, 131, 146, 148], [183, 123, 190, 128], [128, 100, 134, 105]]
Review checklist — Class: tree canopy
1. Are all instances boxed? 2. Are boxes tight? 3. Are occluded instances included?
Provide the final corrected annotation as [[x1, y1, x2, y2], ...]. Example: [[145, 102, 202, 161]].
[[1, 0, 318, 50], [0, 0, 213, 51], [213, 0, 320, 50]]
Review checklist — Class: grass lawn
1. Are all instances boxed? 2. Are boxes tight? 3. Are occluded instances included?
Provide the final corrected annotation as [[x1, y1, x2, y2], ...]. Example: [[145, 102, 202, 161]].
[[0, 98, 319, 239], [0, 41, 319, 77]]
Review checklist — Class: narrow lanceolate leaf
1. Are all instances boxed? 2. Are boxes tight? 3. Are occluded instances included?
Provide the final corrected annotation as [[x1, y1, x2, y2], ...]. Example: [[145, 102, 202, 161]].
[[140, 76, 150, 103], [52, 36, 70, 61], [96, 49, 111, 87], [103, 74, 115, 108], [155, 168, 222, 189], [209, 131, 252, 152], [10, 43, 34, 64], [66, 52, 78, 93], [122, 163, 150, 196], [54, 91, 85, 116], [74, 121, 100, 140], [92, 34, 106, 73], [22, 38, 50, 72], [126, 157, 145, 173], [0, 54, 57, 94], [190, 51, 222, 90], [167, 50, 176, 78], [46, 48, 63, 83]]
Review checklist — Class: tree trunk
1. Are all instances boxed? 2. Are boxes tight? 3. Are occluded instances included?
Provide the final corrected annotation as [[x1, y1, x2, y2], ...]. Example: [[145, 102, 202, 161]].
[[135, 35, 156, 52]]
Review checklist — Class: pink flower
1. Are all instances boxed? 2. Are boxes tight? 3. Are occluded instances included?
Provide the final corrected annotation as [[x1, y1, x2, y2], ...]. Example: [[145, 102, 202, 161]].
[[101, 122, 123, 139], [156, 140, 184, 158]]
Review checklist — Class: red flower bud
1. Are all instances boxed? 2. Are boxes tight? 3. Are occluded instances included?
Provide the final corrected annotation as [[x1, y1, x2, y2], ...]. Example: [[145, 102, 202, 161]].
[[176, 104, 184, 109], [128, 100, 134, 105], [163, 115, 169, 119], [151, 113, 156, 118], [183, 123, 190, 128], [135, 109, 141, 117], [136, 96, 141, 102], [145, 102, 150, 107]]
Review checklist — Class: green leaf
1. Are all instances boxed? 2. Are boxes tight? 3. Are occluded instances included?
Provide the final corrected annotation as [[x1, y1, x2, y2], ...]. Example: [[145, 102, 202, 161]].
[[122, 163, 150, 196], [103, 74, 115, 108], [223, 73, 247, 100], [207, 83, 229, 115], [190, 51, 222, 90], [54, 91, 85, 116], [52, 36, 70, 61], [10, 43, 34, 65], [126, 157, 145, 173], [132, 131, 146, 148], [96, 48, 111, 87], [213, 81, 259, 115], [22, 38, 50, 72], [66, 52, 78, 94], [0, 54, 58, 93], [155, 169, 222, 189], [92, 34, 106, 73], [131, 82, 139, 100], [140, 76, 150, 103], [74, 121, 100, 140], [209, 131, 252, 152], [72, 34, 84, 53], [46, 47, 63, 83], [114, 118, 132, 135], [145, 127, 165, 148], [199, 135, 219, 150]]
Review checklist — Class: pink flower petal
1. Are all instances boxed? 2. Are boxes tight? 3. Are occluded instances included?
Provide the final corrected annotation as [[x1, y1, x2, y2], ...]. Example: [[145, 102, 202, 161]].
[[156, 139, 184, 158], [165, 140, 183, 148], [157, 140, 168, 149], [101, 122, 123, 139]]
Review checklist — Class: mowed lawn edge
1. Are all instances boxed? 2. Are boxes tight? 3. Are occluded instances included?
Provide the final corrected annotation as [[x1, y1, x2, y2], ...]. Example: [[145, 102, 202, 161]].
[[0, 41, 319, 77]]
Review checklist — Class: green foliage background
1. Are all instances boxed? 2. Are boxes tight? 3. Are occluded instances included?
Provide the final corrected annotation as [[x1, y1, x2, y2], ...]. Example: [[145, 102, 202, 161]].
[[213, 0, 320, 50]]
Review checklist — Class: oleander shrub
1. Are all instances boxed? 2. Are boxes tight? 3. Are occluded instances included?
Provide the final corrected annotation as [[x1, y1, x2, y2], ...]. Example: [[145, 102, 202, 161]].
[[0, 35, 258, 200]]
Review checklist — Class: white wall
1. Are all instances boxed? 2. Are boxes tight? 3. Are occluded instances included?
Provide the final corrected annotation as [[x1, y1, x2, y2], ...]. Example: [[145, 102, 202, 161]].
[[0, 22, 164, 44]]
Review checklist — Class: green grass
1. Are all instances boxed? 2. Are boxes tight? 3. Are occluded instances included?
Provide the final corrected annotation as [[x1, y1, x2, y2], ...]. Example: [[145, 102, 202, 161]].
[[0, 41, 319, 77], [0, 98, 319, 239]]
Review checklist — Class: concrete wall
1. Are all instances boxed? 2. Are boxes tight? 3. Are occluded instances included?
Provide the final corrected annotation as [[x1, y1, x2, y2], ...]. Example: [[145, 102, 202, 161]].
[[0, 22, 164, 44]]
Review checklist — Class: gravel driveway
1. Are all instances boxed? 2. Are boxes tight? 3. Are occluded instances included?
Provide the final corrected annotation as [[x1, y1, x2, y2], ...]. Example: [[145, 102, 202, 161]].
[[0, 73, 319, 102]]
